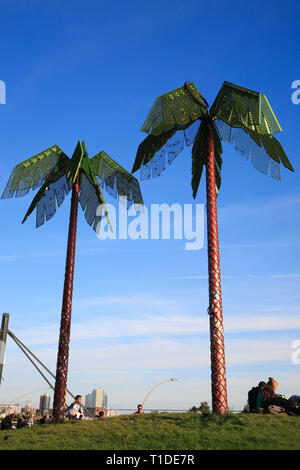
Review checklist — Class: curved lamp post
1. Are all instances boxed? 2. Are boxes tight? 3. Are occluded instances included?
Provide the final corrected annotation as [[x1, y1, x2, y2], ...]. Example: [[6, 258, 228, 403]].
[[141, 378, 178, 408]]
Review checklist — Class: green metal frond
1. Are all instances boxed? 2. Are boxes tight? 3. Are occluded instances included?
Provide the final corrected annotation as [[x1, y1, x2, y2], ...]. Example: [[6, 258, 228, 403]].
[[215, 119, 294, 180], [211, 82, 294, 178], [1, 145, 69, 199], [79, 172, 113, 233], [91, 151, 144, 206], [132, 128, 176, 174], [259, 133, 294, 171], [212, 122, 223, 192], [141, 82, 207, 136], [66, 141, 85, 183], [210, 81, 282, 135], [191, 121, 222, 198], [22, 170, 72, 227], [191, 121, 206, 199]]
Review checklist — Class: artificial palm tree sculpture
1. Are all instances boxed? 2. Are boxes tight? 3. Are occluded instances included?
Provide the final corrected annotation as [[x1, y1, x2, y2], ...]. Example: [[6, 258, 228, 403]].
[[132, 81, 294, 414], [2, 140, 143, 420]]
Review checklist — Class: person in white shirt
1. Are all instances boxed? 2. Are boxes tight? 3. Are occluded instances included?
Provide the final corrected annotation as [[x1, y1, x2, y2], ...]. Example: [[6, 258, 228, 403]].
[[65, 395, 84, 420]]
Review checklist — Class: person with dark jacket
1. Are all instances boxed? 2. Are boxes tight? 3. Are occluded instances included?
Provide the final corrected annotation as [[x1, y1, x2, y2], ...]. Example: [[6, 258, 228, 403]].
[[17, 415, 27, 429], [39, 415, 49, 424], [1, 414, 14, 430], [261, 385, 300, 415], [248, 381, 267, 412]]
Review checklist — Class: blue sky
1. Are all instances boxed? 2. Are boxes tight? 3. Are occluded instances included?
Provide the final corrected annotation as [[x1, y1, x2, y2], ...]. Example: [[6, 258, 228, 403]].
[[0, 0, 299, 411]]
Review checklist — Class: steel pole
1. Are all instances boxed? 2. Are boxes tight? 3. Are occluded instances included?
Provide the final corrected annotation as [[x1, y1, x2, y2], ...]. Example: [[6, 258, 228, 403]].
[[53, 174, 80, 420], [0, 313, 9, 386], [205, 119, 228, 414]]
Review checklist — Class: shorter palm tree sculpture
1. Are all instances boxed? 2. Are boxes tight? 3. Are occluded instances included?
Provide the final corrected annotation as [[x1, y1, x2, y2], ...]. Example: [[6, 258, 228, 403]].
[[132, 81, 294, 413], [2, 140, 143, 420]]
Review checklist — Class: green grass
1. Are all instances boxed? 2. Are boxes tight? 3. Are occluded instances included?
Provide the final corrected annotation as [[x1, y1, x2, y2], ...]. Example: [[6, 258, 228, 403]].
[[0, 412, 300, 450]]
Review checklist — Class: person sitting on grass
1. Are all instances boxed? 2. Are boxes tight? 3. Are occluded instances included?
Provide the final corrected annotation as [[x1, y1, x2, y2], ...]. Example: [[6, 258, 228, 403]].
[[289, 395, 300, 406], [134, 404, 144, 415], [255, 381, 267, 411], [248, 381, 267, 412], [260, 384, 300, 415], [65, 395, 84, 420], [1, 414, 15, 430], [39, 415, 49, 425], [267, 377, 279, 392], [25, 414, 35, 427], [17, 415, 27, 429]]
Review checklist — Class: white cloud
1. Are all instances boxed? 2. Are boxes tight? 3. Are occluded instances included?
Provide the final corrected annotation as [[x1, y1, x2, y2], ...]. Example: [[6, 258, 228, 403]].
[[219, 193, 300, 221], [11, 304, 300, 347]]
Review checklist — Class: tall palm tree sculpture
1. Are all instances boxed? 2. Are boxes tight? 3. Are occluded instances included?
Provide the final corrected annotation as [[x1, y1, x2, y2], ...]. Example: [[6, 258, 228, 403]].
[[132, 81, 294, 414], [2, 140, 143, 420]]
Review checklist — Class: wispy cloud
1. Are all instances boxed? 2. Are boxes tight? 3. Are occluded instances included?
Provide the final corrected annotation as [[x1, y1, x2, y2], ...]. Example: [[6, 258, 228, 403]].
[[219, 193, 300, 221], [158, 273, 300, 281], [0, 250, 65, 262], [268, 274, 300, 279], [6, 336, 297, 375], [0, 245, 182, 263], [158, 275, 233, 280], [11, 308, 300, 347], [221, 242, 300, 248]]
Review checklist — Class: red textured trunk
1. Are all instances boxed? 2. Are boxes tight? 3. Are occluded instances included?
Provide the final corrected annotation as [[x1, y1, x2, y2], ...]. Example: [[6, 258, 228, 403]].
[[53, 174, 80, 420], [205, 119, 228, 414]]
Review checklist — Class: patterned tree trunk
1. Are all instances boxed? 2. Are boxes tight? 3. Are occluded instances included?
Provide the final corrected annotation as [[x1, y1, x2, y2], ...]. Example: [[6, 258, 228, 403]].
[[53, 174, 80, 420], [205, 118, 228, 414]]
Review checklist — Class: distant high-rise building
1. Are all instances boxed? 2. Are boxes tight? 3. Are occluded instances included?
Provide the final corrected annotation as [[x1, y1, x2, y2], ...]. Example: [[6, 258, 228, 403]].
[[39, 393, 51, 415], [103, 393, 108, 408], [85, 388, 108, 410], [25, 401, 32, 412], [85, 388, 103, 408]]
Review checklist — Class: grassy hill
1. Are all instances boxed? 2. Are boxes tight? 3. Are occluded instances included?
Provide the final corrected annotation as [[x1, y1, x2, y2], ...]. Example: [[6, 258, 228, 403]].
[[0, 412, 299, 450]]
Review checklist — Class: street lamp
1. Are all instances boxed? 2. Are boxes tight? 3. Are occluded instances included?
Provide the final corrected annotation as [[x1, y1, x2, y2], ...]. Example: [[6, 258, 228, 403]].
[[141, 377, 178, 408]]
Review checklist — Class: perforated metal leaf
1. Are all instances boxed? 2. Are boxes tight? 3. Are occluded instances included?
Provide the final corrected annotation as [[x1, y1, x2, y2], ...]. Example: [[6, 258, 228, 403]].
[[210, 82, 294, 177], [91, 151, 144, 207], [1, 145, 69, 199], [133, 120, 201, 181], [191, 121, 206, 198], [214, 119, 294, 180], [132, 128, 176, 174], [133, 115, 221, 197], [210, 81, 282, 135], [141, 82, 208, 136], [66, 141, 85, 183], [191, 121, 222, 198], [79, 174, 105, 234], [22, 170, 72, 227]]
